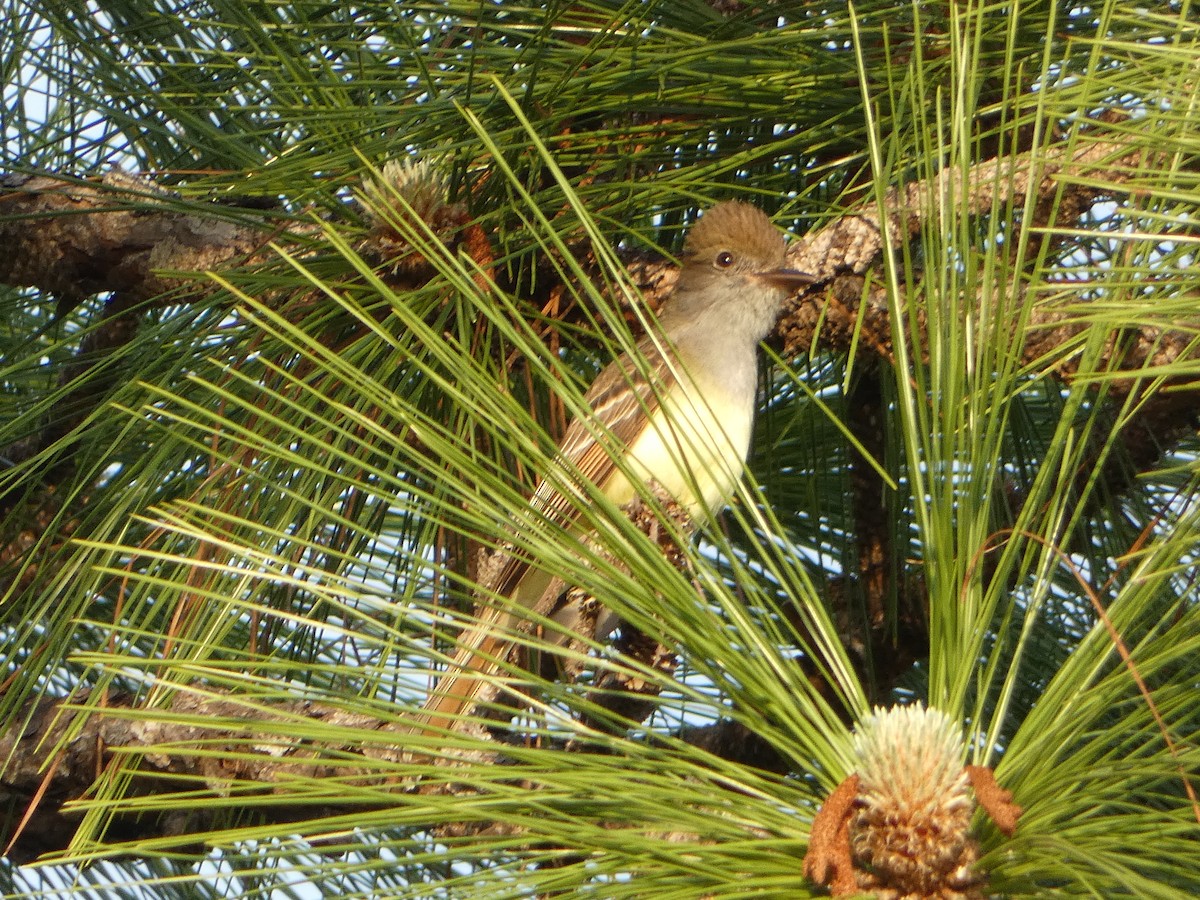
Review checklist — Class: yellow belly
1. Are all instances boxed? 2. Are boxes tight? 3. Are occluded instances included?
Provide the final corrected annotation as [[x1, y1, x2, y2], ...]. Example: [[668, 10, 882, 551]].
[[602, 374, 752, 517]]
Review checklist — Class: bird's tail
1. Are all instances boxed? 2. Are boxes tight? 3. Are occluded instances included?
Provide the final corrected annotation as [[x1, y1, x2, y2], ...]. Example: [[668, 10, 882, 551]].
[[413, 603, 520, 735]]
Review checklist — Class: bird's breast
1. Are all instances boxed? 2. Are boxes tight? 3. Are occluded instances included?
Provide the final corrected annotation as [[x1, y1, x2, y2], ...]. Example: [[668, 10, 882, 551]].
[[602, 363, 755, 517]]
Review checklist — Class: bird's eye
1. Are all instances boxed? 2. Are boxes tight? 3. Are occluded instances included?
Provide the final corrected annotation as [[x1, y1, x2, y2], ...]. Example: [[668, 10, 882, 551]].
[[715, 250, 735, 269]]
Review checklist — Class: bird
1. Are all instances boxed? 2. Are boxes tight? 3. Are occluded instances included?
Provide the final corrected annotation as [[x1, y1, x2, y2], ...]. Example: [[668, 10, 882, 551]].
[[415, 200, 812, 734]]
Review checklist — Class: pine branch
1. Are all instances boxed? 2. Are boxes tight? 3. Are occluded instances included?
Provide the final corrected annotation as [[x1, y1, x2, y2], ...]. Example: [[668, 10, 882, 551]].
[[0, 688, 781, 861], [0, 688, 398, 863]]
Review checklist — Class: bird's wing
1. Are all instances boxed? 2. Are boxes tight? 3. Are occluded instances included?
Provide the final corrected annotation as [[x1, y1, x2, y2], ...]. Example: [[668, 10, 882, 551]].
[[490, 334, 676, 600], [415, 336, 677, 733]]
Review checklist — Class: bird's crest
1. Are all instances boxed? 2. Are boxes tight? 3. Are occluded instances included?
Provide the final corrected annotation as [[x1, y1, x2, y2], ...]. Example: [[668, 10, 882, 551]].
[[683, 200, 786, 265]]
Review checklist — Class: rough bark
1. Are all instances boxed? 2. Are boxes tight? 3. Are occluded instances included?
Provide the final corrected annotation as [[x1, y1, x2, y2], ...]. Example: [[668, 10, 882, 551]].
[[0, 688, 399, 864]]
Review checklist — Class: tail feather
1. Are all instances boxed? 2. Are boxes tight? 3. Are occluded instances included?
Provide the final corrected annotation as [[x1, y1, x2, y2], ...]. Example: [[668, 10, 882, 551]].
[[416, 606, 516, 734], [414, 566, 560, 734]]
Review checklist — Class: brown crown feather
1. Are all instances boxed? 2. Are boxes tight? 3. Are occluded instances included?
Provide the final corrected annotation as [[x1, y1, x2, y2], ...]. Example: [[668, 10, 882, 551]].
[[682, 200, 786, 266]]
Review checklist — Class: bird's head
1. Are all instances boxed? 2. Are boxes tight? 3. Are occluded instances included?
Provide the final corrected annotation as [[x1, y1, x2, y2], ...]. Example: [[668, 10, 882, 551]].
[[668, 200, 813, 332]]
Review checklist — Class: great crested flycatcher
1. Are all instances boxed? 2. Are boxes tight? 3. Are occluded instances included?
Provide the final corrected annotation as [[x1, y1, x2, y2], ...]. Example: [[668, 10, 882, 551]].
[[417, 200, 812, 733]]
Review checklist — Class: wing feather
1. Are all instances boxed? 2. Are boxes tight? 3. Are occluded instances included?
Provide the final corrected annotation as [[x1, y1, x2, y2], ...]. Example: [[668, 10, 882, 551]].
[[489, 334, 676, 600], [417, 335, 679, 732]]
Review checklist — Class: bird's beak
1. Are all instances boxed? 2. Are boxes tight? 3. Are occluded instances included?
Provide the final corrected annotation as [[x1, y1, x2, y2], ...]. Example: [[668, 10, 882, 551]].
[[756, 268, 816, 291]]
